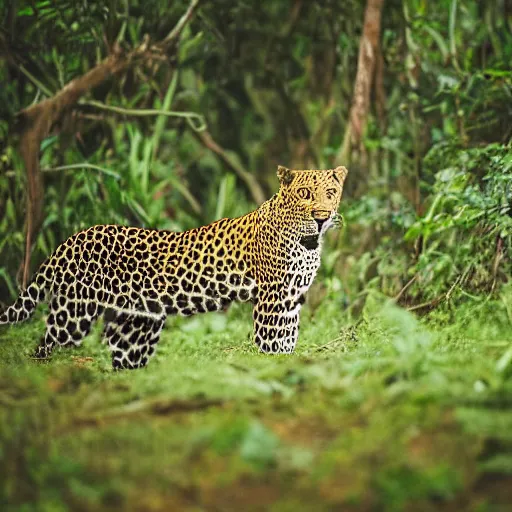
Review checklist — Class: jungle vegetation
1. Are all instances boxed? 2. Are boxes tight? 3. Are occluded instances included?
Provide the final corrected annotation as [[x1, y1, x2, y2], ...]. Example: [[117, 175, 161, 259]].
[[0, 0, 511, 510]]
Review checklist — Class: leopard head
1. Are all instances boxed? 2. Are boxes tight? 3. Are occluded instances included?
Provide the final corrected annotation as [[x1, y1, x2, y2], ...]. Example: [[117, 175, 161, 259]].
[[276, 165, 348, 235]]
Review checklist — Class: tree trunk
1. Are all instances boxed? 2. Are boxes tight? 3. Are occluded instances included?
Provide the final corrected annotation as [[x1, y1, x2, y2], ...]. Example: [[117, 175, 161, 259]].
[[336, 0, 384, 177]]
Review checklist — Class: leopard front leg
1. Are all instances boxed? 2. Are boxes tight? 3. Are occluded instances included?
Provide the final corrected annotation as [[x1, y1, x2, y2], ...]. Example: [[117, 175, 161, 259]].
[[252, 286, 302, 354]]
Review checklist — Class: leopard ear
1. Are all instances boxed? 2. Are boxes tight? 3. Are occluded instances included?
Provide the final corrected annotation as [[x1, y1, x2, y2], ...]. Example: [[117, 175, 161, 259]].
[[277, 165, 295, 185], [333, 166, 348, 184]]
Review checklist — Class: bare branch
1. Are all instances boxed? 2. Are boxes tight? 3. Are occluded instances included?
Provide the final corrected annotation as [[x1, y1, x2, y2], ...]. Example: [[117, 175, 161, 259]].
[[6, 163, 120, 179], [17, 64, 54, 97], [162, 0, 203, 49], [194, 130, 266, 205], [82, 100, 207, 131]]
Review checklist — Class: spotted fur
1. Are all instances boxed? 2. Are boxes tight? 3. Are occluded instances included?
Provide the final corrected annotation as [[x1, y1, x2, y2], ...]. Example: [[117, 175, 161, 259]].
[[0, 165, 348, 369]]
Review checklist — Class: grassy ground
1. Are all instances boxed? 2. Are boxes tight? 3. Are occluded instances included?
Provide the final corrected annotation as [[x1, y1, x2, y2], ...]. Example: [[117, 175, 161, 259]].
[[1, 291, 512, 511]]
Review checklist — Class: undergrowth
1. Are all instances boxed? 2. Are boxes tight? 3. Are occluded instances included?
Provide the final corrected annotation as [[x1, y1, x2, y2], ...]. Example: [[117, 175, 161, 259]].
[[1, 289, 511, 511]]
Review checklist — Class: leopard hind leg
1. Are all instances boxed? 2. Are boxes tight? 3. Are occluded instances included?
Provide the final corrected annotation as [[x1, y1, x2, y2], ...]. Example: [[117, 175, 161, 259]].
[[32, 293, 101, 359], [103, 310, 165, 370]]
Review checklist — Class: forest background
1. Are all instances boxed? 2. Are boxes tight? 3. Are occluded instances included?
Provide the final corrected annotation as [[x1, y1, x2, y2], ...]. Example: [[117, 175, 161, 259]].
[[0, 0, 511, 510]]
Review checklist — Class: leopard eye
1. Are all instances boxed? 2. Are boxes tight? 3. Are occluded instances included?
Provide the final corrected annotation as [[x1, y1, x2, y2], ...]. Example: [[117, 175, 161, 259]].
[[326, 188, 338, 198], [297, 187, 313, 200]]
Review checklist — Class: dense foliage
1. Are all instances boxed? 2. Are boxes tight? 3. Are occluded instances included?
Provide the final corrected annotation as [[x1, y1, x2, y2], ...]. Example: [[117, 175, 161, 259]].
[[0, 1, 510, 304], [1, 0, 510, 308], [1, 288, 512, 510], [1, 1, 512, 510]]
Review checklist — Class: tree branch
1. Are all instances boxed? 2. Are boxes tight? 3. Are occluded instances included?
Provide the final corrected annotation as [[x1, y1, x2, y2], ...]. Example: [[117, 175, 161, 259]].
[[82, 100, 206, 131], [6, 163, 121, 179], [194, 130, 266, 205], [162, 0, 202, 49], [13, 0, 204, 288]]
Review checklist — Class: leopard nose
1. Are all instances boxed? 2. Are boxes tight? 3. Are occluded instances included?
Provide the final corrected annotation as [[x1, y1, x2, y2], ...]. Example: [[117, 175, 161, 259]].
[[314, 218, 326, 231], [312, 210, 329, 231]]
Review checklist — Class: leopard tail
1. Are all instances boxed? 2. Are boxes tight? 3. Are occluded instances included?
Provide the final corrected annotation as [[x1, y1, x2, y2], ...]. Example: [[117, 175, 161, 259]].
[[0, 261, 52, 325]]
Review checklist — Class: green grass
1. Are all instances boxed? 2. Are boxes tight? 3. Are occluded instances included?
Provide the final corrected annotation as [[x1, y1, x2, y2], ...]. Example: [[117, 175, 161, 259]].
[[1, 293, 512, 511]]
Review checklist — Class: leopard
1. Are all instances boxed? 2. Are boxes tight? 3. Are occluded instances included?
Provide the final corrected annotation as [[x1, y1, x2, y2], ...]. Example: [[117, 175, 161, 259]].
[[0, 165, 348, 369]]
